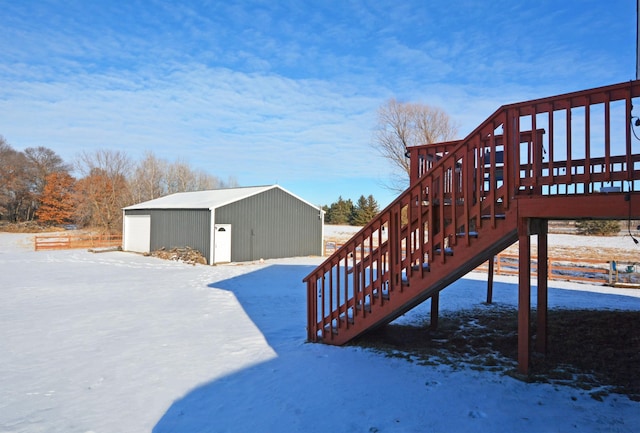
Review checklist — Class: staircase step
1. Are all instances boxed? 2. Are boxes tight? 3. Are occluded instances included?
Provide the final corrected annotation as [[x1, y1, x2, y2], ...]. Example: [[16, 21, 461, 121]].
[[324, 322, 339, 335], [481, 214, 506, 219], [340, 312, 354, 326], [323, 311, 356, 335], [411, 262, 431, 271], [372, 290, 390, 300], [457, 231, 479, 238], [435, 247, 454, 256], [355, 302, 372, 313]]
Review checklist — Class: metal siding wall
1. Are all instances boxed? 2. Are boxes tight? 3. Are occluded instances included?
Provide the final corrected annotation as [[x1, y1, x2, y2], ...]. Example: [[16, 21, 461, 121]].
[[216, 188, 322, 262], [126, 209, 211, 262]]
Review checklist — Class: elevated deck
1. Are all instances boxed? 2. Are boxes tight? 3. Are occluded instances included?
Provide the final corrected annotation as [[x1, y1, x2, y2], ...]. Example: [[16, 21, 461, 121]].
[[304, 80, 640, 373]]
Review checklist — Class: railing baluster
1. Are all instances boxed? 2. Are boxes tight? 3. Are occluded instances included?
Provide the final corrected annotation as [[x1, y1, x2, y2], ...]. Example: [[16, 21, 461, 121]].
[[627, 92, 633, 180], [605, 93, 611, 179], [547, 104, 555, 192], [566, 104, 573, 186], [531, 107, 540, 195], [326, 269, 331, 335], [585, 96, 591, 192]]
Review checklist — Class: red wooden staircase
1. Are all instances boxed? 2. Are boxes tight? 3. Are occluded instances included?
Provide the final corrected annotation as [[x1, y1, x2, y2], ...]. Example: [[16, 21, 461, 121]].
[[304, 81, 640, 372]]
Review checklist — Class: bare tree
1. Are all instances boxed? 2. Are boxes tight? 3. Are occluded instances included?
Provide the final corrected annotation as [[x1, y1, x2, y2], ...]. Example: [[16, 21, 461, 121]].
[[130, 151, 234, 203], [23, 146, 71, 220], [129, 151, 168, 203], [75, 149, 133, 232], [192, 169, 220, 191], [0, 140, 72, 222], [165, 160, 223, 194], [224, 175, 239, 188], [0, 137, 14, 219], [76, 149, 132, 180], [373, 99, 458, 191], [166, 161, 193, 194], [74, 168, 129, 233], [0, 137, 32, 222]]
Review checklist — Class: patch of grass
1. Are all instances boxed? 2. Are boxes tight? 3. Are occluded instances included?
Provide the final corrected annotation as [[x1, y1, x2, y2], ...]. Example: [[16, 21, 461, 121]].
[[352, 305, 640, 401]]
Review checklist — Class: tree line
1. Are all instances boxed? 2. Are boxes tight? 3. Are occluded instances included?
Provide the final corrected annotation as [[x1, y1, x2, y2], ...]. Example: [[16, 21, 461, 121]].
[[323, 195, 380, 226], [0, 136, 237, 233]]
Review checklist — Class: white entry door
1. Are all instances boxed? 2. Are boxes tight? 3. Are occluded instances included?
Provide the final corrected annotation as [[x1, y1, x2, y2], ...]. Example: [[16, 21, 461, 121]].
[[213, 224, 232, 263]]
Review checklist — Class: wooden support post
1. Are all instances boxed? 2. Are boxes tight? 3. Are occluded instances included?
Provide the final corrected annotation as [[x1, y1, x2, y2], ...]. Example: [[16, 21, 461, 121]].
[[486, 255, 495, 304], [517, 218, 531, 375], [536, 220, 549, 354], [430, 293, 440, 330]]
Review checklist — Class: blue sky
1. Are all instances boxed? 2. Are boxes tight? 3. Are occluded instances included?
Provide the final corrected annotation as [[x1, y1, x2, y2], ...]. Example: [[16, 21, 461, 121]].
[[0, 1, 635, 208]]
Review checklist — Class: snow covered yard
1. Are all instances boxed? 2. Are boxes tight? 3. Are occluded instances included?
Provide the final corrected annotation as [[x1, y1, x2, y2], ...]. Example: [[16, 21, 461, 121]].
[[1, 233, 639, 433]]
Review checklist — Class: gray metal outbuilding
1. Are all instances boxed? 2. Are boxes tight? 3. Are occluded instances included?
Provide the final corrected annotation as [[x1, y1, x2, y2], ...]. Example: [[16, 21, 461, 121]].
[[122, 185, 324, 264]]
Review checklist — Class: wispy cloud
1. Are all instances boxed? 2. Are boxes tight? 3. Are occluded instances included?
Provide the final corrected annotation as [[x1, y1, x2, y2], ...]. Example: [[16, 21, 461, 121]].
[[0, 63, 386, 182], [0, 0, 635, 206]]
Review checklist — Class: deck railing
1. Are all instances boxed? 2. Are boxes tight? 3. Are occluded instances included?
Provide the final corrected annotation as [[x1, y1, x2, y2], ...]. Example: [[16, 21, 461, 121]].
[[305, 80, 640, 344]]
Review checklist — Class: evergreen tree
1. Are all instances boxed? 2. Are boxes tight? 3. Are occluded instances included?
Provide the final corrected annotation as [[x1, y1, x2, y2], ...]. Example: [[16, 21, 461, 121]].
[[352, 195, 380, 226], [324, 196, 354, 225]]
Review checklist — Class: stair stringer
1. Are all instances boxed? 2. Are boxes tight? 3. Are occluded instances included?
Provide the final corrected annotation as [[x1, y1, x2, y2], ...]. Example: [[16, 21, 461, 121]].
[[319, 209, 519, 345]]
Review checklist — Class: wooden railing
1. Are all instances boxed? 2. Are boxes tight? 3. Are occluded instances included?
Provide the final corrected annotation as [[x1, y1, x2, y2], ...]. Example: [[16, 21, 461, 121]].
[[305, 80, 640, 345], [325, 242, 618, 286], [410, 82, 640, 196], [35, 233, 122, 251]]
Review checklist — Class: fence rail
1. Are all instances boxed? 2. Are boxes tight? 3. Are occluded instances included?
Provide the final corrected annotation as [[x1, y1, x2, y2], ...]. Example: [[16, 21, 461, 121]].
[[34, 234, 122, 251], [324, 242, 635, 286]]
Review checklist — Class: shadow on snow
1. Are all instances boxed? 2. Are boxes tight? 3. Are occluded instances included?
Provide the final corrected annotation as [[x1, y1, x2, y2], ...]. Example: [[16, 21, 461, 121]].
[[152, 265, 640, 432]]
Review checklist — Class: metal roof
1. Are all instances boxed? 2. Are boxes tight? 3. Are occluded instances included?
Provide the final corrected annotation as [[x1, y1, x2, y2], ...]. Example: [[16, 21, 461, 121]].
[[123, 185, 320, 211]]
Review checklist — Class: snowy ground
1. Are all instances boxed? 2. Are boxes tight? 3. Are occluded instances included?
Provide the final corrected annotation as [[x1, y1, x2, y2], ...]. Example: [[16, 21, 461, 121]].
[[1, 232, 639, 433]]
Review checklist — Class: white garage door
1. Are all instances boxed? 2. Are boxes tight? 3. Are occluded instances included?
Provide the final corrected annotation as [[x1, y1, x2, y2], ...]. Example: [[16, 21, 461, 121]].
[[123, 215, 151, 253]]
